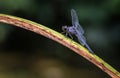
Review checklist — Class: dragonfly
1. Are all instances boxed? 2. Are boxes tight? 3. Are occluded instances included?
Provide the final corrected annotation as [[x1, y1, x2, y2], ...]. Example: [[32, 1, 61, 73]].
[[62, 9, 94, 54]]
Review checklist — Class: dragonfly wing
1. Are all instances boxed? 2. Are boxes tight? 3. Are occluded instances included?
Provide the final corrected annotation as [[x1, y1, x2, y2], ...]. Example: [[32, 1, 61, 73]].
[[71, 9, 84, 34], [76, 33, 94, 53], [75, 32, 86, 45]]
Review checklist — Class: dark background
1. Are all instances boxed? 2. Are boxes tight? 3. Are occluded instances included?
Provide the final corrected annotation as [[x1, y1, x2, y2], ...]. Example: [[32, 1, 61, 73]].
[[0, 0, 120, 78]]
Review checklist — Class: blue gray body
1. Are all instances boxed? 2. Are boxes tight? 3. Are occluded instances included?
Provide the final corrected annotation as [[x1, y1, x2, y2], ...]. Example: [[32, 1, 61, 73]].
[[62, 9, 94, 54]]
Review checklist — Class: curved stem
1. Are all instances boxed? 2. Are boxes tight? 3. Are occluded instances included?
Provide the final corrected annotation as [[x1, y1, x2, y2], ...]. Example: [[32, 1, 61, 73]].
[[0, 14, 120, 78]]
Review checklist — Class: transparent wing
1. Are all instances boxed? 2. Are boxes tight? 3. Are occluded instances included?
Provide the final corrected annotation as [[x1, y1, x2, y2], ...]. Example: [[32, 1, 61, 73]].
[[75, 32, 86, 45], [71, 9, 84, 34], [76, 33, 94, 54]]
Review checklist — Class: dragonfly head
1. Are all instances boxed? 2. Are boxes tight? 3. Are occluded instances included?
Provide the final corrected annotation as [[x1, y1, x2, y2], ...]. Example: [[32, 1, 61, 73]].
[[62, 26, 68, 32]]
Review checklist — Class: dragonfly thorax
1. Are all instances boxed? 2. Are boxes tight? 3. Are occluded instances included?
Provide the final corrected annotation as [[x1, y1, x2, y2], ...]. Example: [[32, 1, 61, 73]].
[[68, 26, 76, 34], [62, 26, 76, 35]]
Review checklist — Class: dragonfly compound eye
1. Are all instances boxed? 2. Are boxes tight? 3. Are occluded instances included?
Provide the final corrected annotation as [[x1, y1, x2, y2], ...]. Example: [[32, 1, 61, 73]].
[[62, 26, 68, 31]]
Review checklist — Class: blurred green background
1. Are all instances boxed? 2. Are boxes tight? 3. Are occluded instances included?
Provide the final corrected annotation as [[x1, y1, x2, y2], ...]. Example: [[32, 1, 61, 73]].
[[0, 0, 120, 78]]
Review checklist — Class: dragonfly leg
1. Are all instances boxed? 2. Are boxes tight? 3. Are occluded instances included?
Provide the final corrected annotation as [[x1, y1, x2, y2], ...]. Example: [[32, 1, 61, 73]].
[[65, 33, 68, 36], [61, 31, 68, 36], [68, 33, 73, 39], [61, 31, 66, 34]]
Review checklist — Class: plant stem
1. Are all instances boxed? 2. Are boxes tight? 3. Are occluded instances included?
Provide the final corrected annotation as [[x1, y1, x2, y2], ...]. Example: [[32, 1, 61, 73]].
[[0, 14, 120, 78]]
